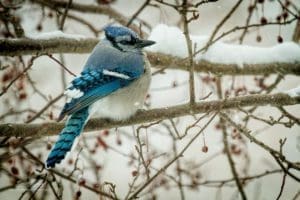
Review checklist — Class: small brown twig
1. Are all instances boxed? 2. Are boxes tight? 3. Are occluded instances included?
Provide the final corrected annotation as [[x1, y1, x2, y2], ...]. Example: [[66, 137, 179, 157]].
[[204, 0, 243, 52], [182, 0, 196, 106], [127, 0, 151, 27], [47, 54, 76, 77], [26, 93, 64, 123], [275, 171, 287, 200], [0, 54, 42, 97], [128, 112, 217, 199]]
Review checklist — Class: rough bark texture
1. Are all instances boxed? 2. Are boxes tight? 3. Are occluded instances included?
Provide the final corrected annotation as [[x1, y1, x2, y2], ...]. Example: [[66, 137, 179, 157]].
[[1, 93, 298, 138]]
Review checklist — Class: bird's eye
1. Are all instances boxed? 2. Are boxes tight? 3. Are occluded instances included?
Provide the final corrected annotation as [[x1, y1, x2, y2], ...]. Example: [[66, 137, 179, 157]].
[[120, 40, 129, 45], [120, 39, 135, 45]]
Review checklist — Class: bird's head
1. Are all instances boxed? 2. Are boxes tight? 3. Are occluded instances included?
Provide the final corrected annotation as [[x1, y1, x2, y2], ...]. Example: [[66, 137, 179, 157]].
[[104, 25, 155, 52]]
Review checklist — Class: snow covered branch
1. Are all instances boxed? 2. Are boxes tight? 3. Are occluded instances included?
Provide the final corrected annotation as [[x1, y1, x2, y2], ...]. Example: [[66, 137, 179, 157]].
[[0, 93, 299, 138], [1, 37, 300, 75]]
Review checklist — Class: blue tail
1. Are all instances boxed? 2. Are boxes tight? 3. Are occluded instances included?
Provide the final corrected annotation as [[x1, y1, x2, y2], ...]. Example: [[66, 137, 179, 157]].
[[46, 107, 89, 168]]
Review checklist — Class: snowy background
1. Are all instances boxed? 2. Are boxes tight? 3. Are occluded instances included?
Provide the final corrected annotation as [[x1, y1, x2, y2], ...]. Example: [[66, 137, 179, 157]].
[[0, 0, 300, 200]]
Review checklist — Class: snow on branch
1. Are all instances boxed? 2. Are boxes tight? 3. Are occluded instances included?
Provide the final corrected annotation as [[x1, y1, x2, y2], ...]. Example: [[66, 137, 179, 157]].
[[286, 86, 300, 97], [1, 37, 300, 76], [27, 31, 86, 40], [0, 93, 299, 138], [148, 24, 300, 67]]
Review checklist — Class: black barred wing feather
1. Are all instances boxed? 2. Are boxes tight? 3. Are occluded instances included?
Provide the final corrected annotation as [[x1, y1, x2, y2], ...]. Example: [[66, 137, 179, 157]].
[[58, 68, 140, 121]]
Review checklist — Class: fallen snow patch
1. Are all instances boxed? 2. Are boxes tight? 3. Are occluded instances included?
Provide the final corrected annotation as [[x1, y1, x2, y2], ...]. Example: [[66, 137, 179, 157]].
[[147, 24, 300, 67], [28, 30, 86, 40]]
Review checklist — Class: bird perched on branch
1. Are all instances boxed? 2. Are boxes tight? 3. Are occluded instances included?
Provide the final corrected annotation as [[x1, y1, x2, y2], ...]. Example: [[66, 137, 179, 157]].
[[46, 25, 155, 168]]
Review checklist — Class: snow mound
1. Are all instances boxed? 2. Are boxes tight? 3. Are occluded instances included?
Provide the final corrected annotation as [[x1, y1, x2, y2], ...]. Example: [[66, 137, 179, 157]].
[[28, 31, 86, 40], [147, 24, 300, 67]]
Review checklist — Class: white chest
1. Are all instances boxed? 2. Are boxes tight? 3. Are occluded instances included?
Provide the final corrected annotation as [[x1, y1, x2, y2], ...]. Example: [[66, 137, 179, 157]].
[[90, 55, 151, 120]]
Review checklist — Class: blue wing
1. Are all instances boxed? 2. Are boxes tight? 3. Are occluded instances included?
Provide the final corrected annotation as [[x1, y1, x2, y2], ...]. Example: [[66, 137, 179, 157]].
[[57, 41, 145, 121], [58, 67, 140, 121]]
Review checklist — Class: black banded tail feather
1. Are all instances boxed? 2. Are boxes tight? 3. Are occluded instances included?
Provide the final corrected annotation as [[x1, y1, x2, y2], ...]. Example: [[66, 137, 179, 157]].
[[46, 107, 89, 168]]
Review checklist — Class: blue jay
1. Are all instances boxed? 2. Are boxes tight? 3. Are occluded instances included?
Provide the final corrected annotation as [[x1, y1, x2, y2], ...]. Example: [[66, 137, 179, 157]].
[[46, 25, 155, 168]]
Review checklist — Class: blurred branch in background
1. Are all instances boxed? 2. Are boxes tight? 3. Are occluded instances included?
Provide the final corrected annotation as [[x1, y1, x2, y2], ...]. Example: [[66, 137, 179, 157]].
[[31, 0, 151, 35]]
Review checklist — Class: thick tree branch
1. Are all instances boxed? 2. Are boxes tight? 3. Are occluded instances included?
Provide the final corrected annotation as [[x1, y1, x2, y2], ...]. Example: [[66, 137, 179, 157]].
[[0, 93, 299, 138], [1, 38, 300, 75], [0, 37, 98, 56], [30, 0, 149, 36]]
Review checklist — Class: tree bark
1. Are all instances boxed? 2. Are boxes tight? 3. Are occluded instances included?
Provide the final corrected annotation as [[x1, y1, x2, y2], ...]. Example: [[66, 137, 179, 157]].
[[0, 93, 298, 138]]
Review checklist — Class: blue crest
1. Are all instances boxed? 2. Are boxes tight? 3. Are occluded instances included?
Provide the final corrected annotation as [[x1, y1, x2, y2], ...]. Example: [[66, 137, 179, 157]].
[[104, 25, 139, 41]]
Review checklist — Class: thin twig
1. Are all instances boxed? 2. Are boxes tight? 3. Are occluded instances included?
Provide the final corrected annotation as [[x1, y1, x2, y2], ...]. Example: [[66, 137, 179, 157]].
[[182, 0, 196, 106], [47, 55, 76, 77], [127, 0, 150, 27], [0, 54, 42, 97], [26, 93, 64, 123], [128, 112, 217, 199], [276, 172, 287, 200]]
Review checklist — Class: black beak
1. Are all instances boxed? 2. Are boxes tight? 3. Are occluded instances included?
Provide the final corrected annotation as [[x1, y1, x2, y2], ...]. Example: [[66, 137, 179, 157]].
[[136, 39, 156, 48]]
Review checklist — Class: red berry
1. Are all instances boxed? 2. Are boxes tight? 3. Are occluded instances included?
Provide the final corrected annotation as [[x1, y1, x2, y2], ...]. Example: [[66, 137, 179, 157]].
[[76, 190, 81, 197], [102, 130, 109, 136], [172, 81, 178, 87], [36, 24, 42, 31], [132, 170, 138, 177], [78, 178, 86, 186], [19, 93, 27, 100], [202, 146, 208, 153], [260, 17, 267, 25], [215, 123, 221, 130], [48, 12, 53, 18], [49, 112, 53, 120], [11, 166, 19, 175], [2, 72, 13, 82], [277, 36, 283, 43], [68, 159, 73, 165], [95, 165, 102, 171], [256, 35, 262, 42], [47, 143, 52, 150], [116, 138, 122, 145], [282, 12, 288, 20], [285, 1, 290, 7], [90, 149, 96, 154], [231, 144, 242, 155], [248, 5, 255, 12], [276, 15, 282, 22]]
